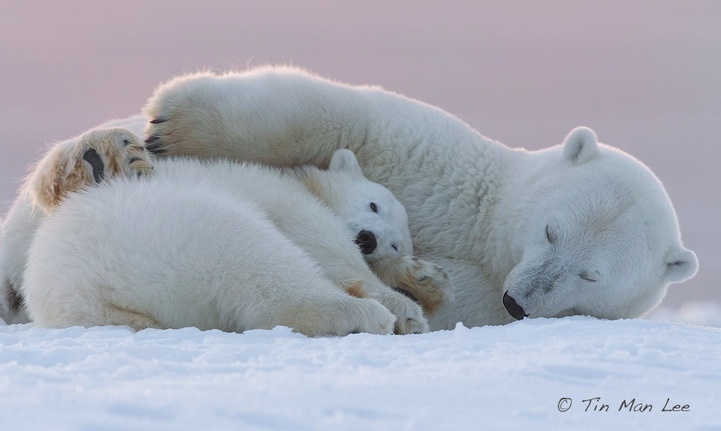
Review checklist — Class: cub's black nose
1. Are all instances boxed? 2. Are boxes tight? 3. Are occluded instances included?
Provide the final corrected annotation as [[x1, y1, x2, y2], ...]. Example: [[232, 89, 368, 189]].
[[355, 230, 377, 254], [503, 291, 527, 320]]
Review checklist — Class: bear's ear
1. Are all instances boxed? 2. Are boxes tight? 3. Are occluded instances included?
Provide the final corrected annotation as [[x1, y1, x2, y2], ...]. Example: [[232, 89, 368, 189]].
[[329, 149, 364, 176], [562, 127, 599, 165], [664, 246, 699, 284]]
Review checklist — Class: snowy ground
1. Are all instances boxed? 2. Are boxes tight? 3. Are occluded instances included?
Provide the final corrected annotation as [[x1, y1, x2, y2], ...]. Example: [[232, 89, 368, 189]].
[[1, 315, 720, 431]]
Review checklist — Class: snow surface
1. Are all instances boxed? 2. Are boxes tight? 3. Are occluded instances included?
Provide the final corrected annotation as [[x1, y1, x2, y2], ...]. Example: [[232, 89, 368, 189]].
[[650, 301, 721, 329], [1, 317, 720, 431]]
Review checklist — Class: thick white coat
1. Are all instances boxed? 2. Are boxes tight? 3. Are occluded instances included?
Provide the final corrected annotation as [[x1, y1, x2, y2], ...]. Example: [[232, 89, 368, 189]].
[[19, 152, 421, 335], [140, 67, 698, 328], [1, 67, 698, 329], [0, 117, 148, 324]]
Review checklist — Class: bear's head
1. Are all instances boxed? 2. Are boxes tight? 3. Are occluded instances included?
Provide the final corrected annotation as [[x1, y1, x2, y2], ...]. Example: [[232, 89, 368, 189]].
[[314, 149, 413, 263], [501, 127, 698, 320]]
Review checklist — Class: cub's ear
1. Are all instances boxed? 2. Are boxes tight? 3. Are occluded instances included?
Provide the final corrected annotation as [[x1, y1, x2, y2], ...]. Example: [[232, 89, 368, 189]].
[[664, 246, 699, 284], [562, 127, 599, 165], [329, 149, 364, 176]]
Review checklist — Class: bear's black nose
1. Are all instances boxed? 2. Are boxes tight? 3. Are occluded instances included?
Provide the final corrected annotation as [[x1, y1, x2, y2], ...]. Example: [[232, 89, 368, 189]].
[[355, 230, 377, 254], [503, 291, 528, 320]]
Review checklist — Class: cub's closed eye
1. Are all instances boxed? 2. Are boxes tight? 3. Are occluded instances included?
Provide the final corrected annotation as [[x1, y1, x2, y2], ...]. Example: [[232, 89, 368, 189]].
[[546, 224, 558, 243], [579, 271, 598, 282], [370, 202, 379, 213]]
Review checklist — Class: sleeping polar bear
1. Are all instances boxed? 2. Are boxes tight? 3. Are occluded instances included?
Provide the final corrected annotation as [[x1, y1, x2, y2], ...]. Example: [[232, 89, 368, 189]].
[[2, 126, 451, 334], [139, 67, 698, 329]]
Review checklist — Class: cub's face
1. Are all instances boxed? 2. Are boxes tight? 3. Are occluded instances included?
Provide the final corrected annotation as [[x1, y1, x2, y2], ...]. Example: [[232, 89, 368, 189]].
[[502, 128, 698, 321], [322, 149, 413, 262], [334, 179, 413, 262]]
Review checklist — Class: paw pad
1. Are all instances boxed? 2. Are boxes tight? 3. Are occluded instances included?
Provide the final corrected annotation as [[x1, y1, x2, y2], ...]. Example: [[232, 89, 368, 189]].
[[82, 148, 105, 183]]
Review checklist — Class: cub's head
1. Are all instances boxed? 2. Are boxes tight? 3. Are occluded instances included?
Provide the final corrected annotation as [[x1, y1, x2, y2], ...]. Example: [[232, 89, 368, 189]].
[[313, 149, 413, 262], [502, 127, 698, 321]]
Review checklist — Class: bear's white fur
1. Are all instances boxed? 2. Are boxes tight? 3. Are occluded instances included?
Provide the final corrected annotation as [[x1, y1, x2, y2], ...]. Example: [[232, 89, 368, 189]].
[[14, 127, 449, 335], [1, 66, 698, 330], [138, 67, 698, 329], [0, 116, 152, 325]]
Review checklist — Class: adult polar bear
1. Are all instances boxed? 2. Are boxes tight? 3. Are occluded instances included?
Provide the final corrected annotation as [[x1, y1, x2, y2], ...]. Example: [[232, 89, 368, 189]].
[[142, 66, 698, 329]]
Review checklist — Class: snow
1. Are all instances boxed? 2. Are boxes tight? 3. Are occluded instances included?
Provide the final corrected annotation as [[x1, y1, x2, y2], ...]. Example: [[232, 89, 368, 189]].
[[649, 301, 721, 328], [2, 317, 720, 430]]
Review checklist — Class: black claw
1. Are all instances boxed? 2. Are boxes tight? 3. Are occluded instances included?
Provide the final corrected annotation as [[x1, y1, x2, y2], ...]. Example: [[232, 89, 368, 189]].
[[145, 142, 166, 154], [149, 118, 167, 124], [83, 148, 105, 183], [145, 135, 159, 144]]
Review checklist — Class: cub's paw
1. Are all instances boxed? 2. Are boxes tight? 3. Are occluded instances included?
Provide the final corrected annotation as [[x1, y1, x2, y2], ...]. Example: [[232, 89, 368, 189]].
[[340, 298, 396, 336], [79, 128, 154, 183], [371, 288, 429, 335], [371, 256, 453, 315], [30, 128, 154, 210], [292, 296, 396, 337]]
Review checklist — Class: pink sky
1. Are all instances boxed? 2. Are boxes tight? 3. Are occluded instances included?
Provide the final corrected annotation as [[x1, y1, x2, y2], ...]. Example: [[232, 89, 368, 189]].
[[1, 1, 719, 307]]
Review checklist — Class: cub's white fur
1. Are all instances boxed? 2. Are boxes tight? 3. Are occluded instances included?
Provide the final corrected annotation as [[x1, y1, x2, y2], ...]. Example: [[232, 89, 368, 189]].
[[4, 127, 455, 334], [1, 117, 150, 324]]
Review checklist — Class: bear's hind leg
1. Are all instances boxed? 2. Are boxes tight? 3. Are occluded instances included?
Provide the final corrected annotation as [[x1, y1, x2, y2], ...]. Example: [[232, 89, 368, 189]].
[[28, 127, 154, 211], [218, 237, 397, 336], [270, 289, 396, 337], [29, 296, 161, 331]]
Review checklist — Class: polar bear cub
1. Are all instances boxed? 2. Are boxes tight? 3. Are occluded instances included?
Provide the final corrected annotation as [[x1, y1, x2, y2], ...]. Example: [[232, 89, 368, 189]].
[[17, 128, 449, 335]]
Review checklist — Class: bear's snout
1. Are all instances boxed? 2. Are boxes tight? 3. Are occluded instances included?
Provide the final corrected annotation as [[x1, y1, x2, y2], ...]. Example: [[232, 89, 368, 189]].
[[503, 291, 528, 320], [355, 230, 377, 255]]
